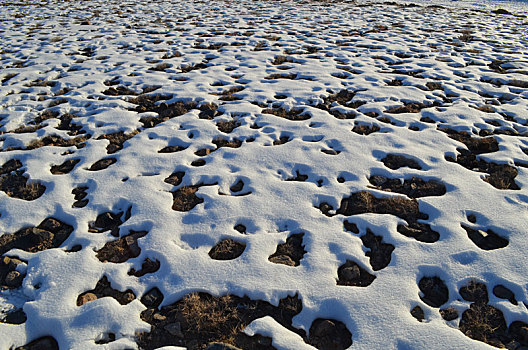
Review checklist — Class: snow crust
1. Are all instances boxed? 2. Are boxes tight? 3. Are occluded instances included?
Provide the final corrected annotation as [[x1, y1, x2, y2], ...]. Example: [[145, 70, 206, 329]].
[[0, 0, 527, 349]]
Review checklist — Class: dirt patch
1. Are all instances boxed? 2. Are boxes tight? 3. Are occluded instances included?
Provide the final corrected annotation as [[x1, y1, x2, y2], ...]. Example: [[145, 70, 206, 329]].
[[96, 230, 148, 263], [446, 152, 519, 190], [128, 258, 160, 277], [217, 120, 241, 133], [368, 175, 446, 198], [385, 102, 439, 114], [0, 159, 46, 200], [97, 130, 139, 154], [50, 158, 80, 175], [137, 292, 304, 350], [3, 134, 90, 152], [440, 307, 459, 321], [55, 113, 85, 136], [360, 229, 394, 271], [418, 276, 449, 307], [461, 224, 508, 250], [138, 100, 197, 128], [208, 239, 246, 260], [102, 85, 139, 96], [213, 137, 242, 150], [227, 180, 243, 194], [268, 233, 306, 267], [262, 107, 309, 121], [172, 186, 204, 211], [77, 276, 136, 306], [460, 281, 488, 303], [441, 128, 499, 154], [308, 318, 353, 350], [0, 217, 74, 256], [1, 256, 25, 290], [212, 86, 245, 101], [337, 260, 376, 287], [352, 123, 380, 135], [456, 280, 528, 348], [271, 55, 296, 65], [88, 207, 130, 237], [159, 145, 188, 153], [381, 154, 422, 170], [14, 336, 59, 350], [411, 306, 425, 322], [493, 285, 517, 305], [88, 157, 117, 171], [286, 170, 308, 182], [72, 186, 88, 208], [165, 171, 185, 187], [331, 191, 439, 243]]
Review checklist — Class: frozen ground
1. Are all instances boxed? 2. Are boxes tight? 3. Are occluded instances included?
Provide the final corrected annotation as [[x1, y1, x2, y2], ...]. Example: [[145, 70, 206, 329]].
[[0, 0, 528, 349]]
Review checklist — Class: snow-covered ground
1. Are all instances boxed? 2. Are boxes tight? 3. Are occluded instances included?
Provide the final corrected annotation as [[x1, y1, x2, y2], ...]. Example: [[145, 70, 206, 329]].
[[1, 0, 528, 349]]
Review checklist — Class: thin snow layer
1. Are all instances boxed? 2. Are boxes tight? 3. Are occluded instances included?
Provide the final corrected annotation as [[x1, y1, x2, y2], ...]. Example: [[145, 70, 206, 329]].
[[0, 0, 527, 349]]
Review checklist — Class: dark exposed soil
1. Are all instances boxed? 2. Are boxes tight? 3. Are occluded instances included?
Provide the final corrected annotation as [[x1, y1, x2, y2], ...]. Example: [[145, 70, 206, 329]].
[[72, 186, 88, 208], [96, 230, 148, 263], [360, 229, 394, 271], [208, 239, 246, 260], [88, 157, 117, 171], [97, 130, 139, 154], [440, 307, 459, 321], [352, 123, 380, 135], [50, 158, 80, 175], [159, 145, 188, 153], [385, 101, 439, 114], [446, 152, 519, 190], [172, 185, 204, 211], [198, 103, 222, 120], [308, 318, 353, 350], [216, 120, 241, 133], [411, 306, 425, 322], [128, 258, 161, 277], [337, 260, 376, 287], [459, 281, 489, 303], [457, 281, 528, 348], [493, 285, 517, 305], [24, 134, 90, 150], [268, 233, 306, 266], [14, 336, 59, 350], [381, 154, 422, 170], [418, 276, 449, 307], [461, 224, 508, 250], [0, 217, 73, 256], [137, 292, 306, 350], [0, 159, 46, 200], [332, 191, 439, 243], [77, 276, 136, 306], [164, 171, 185, 187], [368, 175, 446, 198], [441, 128, 499, 154], [88, 207, 130, 237], [130, 94, 197, 128], [229, 179, 244, 193], [261, 107, 310, 121], [102, 85, 138, 96], [0, 256, 25, 290]]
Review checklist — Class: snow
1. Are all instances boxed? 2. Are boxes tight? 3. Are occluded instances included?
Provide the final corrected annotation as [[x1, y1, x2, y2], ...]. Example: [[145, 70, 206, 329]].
[[0, 0, 527, 349]]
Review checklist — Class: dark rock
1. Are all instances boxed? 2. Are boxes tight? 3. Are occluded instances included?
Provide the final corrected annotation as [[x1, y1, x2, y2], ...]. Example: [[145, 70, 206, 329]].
[[205, 342, 242, 350], [493, 285, 517, 305], [209, 239, 246, 260], [141, 287, 164, 308], [2, 308, 27, 324], [337, 260, 375, 287]]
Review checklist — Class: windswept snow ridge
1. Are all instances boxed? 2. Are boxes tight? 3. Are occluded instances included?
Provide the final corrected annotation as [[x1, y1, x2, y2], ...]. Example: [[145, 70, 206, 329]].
[[0, 0, 528, 349]]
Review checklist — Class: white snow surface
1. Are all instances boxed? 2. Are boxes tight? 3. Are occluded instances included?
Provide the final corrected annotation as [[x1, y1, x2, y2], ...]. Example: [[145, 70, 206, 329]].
[[0, 0, 527, 349]]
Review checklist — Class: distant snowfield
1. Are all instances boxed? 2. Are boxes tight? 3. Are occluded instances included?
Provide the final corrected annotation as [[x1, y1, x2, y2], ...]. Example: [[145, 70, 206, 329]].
[[0, 0, 527, 349]]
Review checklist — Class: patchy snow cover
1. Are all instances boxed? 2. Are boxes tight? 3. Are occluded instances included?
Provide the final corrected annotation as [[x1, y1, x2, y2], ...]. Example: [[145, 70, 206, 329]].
[[0, 0, 528, 349]]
